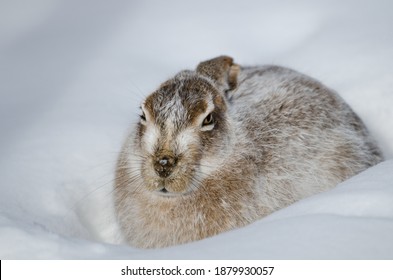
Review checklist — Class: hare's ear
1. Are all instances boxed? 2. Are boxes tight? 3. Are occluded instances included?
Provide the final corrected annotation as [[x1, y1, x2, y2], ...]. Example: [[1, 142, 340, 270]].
[[196, 56, 239, 92]]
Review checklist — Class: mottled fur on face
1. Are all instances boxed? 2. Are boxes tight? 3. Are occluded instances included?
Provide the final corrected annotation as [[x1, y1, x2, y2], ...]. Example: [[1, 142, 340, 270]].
[[136, 71, 230, 195]]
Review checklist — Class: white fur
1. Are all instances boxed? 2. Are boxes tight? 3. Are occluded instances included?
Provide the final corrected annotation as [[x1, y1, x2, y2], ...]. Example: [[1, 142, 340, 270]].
[[175, 127, 198, 154], [199, 156, 222, 179], [142, 123, 160, 155], [163, 89, 186, 136]]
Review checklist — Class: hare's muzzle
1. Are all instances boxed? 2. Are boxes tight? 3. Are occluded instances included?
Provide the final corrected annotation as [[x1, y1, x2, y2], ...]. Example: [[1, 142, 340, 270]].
[[154, 155, 177, 178]]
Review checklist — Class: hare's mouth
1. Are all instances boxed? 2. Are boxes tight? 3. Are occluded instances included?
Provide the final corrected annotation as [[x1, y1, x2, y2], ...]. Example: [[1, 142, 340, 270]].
[[156, 187, 177, 197], [143, 163, 198, 196], [160, 187, 169, 194], [155, 186, 194, 197]]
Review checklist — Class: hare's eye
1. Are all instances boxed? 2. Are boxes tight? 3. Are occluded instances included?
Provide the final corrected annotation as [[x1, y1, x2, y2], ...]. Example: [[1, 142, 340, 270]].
[[140, 112, 146, 121], [139, 109, 147, 123], [202, 113, 214, 126]]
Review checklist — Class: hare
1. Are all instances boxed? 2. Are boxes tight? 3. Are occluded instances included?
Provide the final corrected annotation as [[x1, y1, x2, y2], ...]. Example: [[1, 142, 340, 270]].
[[114, 56, 383, 248]]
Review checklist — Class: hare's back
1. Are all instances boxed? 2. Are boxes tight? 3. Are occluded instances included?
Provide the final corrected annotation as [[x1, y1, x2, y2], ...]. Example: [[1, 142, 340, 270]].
[[231, 66, 355, 134], [229, 65, 382, 194]]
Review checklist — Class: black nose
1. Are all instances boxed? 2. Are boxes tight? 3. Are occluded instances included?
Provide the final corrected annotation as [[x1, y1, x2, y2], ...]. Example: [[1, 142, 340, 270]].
[[154, 156, 176, 178]]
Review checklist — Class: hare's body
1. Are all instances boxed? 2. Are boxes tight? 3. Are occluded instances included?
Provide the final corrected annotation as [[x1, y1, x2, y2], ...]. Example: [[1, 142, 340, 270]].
[[115, 57, 382, 248]]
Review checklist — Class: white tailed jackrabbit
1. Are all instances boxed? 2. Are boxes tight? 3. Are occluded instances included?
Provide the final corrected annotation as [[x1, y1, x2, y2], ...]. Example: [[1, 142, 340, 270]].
[[115, 56, 383, 248]]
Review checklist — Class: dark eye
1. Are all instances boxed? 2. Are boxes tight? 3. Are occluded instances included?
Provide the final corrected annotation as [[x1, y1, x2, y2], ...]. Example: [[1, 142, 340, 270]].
[[202, 113, 214, 126], [140, 110, 146, 122]]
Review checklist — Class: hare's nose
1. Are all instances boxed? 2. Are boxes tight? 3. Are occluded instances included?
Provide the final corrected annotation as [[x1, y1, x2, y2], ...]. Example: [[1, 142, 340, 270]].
[[154, 156, 177, 178], [159, 158, 169, 166]]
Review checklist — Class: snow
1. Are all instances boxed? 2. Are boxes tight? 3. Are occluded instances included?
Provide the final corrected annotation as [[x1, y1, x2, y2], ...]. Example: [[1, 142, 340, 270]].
[[0, 0, 392, 259]]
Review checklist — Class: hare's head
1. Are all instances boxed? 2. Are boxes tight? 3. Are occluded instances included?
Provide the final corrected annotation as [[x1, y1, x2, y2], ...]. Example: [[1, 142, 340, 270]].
[[136, 56, 239, 196]]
